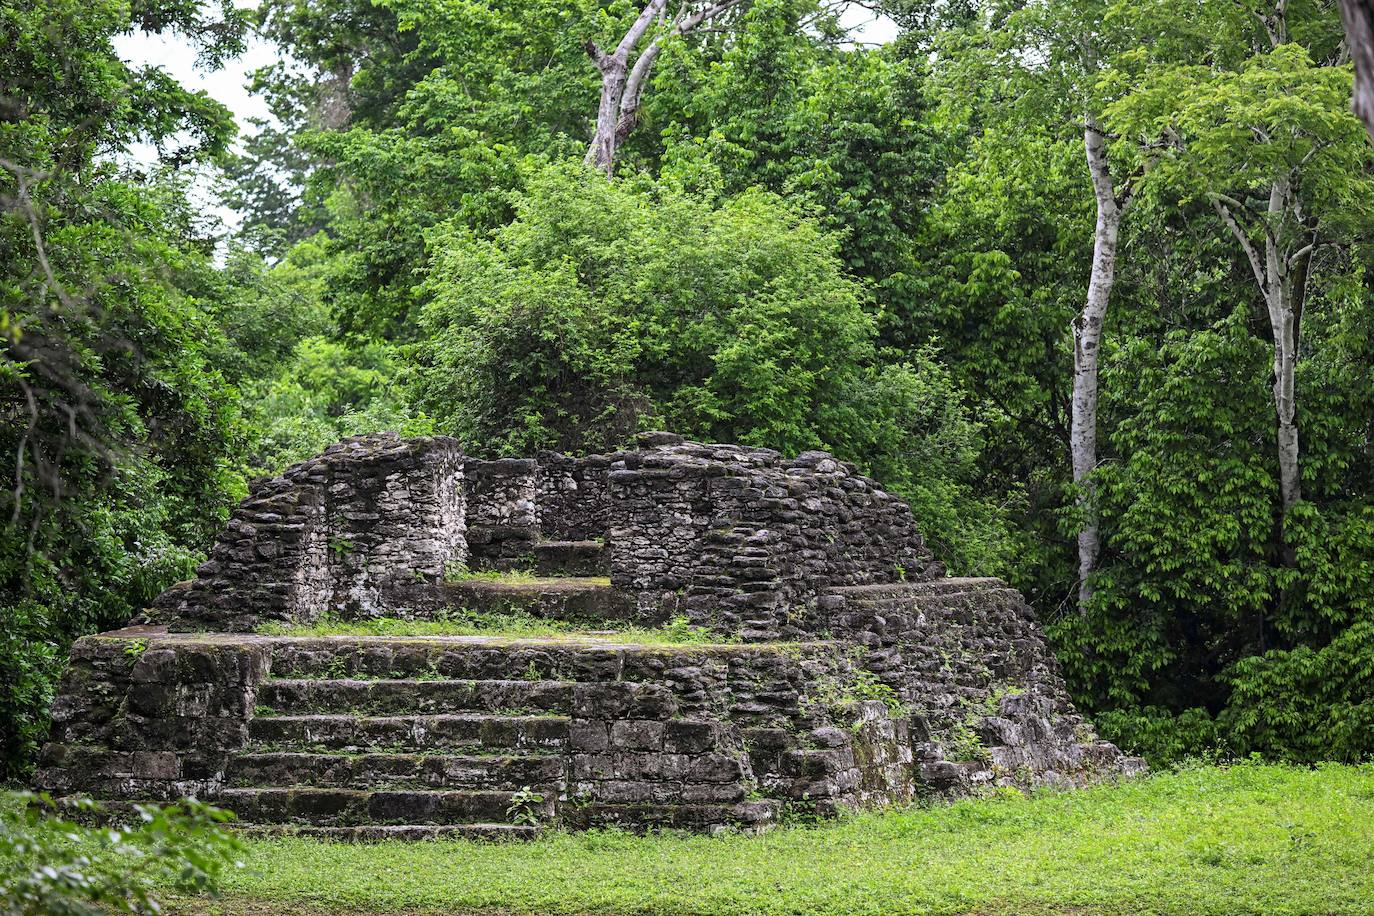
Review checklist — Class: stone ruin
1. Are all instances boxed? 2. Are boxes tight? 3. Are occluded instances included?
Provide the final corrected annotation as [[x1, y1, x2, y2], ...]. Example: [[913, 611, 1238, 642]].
[[36, 431, 1144, 838]]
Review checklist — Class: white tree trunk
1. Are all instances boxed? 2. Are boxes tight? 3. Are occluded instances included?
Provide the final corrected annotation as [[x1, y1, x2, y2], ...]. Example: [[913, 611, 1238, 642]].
[[1073, 119, 1127, 613], [586, 57, 630, 174], [1338, 0, 1374, 139], [1211, 181, 1304, 516], [584, 0, 745, 175], [584, 0, 666, 175]]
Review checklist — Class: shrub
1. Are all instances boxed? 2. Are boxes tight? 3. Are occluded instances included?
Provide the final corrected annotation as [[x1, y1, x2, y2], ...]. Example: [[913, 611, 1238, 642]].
[[0, 793, 244, 914]]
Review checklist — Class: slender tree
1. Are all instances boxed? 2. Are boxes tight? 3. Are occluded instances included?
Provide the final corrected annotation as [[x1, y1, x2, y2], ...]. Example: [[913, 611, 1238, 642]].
[[1107, 0, 1366, 533], [1072, 114, 1137, 609]]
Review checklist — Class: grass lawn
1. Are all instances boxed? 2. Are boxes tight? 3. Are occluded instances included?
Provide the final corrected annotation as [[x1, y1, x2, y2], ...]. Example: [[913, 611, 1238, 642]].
[[173, 762, 1374, 915]]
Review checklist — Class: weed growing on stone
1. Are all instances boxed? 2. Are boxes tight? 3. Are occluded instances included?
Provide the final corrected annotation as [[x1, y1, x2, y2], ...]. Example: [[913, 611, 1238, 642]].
[[257, 612, 732, 646], [505, 787, 545, 826]]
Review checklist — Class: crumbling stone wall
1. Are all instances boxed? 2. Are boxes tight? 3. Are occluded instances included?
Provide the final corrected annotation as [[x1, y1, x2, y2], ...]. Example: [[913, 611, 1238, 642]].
[[819, 578, 1143, 791], [536, 451, 611, 541], [151, 432, 946, 638], [152, 433, 465, 631], [461, 453, 612, 570], [463, 459, 540, 570], [603, 434, 945, 639], [36, 632, 268, 801]]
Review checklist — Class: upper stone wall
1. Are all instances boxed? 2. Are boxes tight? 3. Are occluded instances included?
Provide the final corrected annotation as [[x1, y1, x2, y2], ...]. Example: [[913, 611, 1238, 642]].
[[153, 433, 465, 631], [149, 431, 944, 636], [604, 434, 943, 639]]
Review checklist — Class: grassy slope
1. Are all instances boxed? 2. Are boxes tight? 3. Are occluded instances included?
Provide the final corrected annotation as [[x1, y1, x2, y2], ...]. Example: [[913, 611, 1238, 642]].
[[192, 763, 1374, 915]]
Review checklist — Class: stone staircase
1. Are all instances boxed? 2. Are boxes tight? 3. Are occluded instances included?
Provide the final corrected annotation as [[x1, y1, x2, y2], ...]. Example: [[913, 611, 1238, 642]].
[[221, 650, 574, 839], [195, 629, 804, 838], [440, 575, 640, 623], [219, 546, 612, 839]]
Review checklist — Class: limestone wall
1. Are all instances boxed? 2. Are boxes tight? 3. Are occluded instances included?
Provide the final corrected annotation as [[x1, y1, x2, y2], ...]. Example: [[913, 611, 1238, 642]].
[[536, 451, 611, 541], [149, 432, 947, 636], [36, 632, 268, 801], [151, 433, 465, 631], [604, 434, 945, 639], [463, 458, 540, 569], [819, 578, 1144, 791]]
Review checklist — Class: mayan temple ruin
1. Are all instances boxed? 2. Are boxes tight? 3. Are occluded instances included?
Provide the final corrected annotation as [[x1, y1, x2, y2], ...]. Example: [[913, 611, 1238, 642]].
[[35, 431, 1144, 838]]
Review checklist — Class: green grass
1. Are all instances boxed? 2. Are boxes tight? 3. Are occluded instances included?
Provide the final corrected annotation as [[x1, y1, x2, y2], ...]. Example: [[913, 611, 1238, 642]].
[[444, 568, 542, 584], [256, 610, 724, 645], [443, 568, 613, 588], [167, 762, 1374, 915]]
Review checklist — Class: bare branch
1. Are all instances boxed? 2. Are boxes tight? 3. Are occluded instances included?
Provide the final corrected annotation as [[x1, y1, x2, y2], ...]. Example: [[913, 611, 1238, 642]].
[[677, 0, 748, 36], [616, 0, 669, 61], [1209, 193, 1269, 293]]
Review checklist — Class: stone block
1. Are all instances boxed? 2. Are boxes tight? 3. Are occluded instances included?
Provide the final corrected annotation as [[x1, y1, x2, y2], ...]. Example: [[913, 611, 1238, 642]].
[[664, 720, 722, 755], [609, 720, 665, 751]]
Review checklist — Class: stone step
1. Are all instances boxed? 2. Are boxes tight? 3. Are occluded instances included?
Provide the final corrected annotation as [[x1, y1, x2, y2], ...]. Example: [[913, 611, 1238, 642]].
[[439, 577, 638, 623], [822, 577, 1009, 600], [237, 823, 540, 842], [248, 714, 570, 752], [562, 799, 780, 832], [227, 751, 567, 791], [534, 540, 608, 577], [257, 678, 574, 716], [268, 637, 626, 682], [216, 787, 558, 827]]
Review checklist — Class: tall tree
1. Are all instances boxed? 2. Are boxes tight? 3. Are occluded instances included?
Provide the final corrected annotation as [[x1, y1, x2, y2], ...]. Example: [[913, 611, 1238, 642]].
[[1108, 2, 1366, 525], [1072, 114, 1137, 609], [919, 0, 1152, 610]]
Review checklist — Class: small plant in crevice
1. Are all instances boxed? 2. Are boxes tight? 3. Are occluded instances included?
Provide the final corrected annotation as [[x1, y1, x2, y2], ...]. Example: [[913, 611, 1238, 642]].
[[660, 615, 713, 645], [506, 786, 545, 826], [328, 536, 355, 559], [943, 717, 991, 764], [850, 670, 907, 716]]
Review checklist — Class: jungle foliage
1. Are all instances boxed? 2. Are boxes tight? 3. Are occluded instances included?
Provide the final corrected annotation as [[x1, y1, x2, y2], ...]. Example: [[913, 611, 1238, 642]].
[[3, 0, 1374, 775]]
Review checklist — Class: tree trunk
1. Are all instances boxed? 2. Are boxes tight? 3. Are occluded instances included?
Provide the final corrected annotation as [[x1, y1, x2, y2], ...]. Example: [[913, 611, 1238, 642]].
[[1211, 179, 1304, 523], [1073, 118, 1127, 613], [1339, 0, 1374, 139], [584, 0, 745, 175], [584, 0, 667, 175], [1267, 288, 1302, 513], [586, 56, 630, 174]]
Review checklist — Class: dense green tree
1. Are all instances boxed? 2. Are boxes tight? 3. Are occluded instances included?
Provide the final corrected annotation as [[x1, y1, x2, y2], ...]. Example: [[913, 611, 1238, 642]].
[[0, 0, 251, 776], [414, 163, 1014, 571]]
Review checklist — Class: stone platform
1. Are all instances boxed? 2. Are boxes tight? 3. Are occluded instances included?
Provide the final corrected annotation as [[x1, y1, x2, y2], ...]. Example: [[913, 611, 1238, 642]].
[[38, 628, 920, 835], [36, 432, 1144, 836]]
